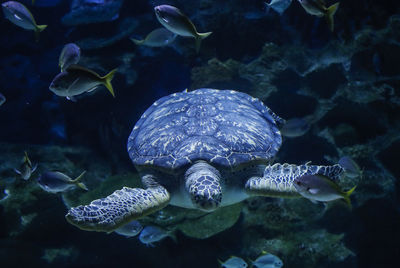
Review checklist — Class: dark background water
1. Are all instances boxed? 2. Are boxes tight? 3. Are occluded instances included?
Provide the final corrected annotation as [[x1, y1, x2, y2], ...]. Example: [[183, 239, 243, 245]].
[[0, 0, 400, 267]]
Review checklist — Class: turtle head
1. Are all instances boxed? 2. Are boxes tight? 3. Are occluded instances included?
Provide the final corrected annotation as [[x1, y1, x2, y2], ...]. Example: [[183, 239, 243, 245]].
[[185, 161, 222, 211]]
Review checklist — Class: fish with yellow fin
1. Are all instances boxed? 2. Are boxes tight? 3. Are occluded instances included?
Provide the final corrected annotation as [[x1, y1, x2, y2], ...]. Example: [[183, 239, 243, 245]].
[[293, 173, 356, 206], [154, 5, 212, 52], [14, 151, 37, 180], [297, 0, 339, 32], [2, 1, 47, 41], [49, 65, 117, 101]]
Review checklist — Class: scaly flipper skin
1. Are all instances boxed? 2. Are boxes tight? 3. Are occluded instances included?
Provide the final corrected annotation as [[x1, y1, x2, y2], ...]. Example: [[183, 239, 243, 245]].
[[65, 185, 170, 232], [245, 163, 344, 197]]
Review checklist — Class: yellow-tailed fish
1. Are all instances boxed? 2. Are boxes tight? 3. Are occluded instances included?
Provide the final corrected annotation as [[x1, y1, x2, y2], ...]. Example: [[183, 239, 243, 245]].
[[154, 4, 212, 52], [2, 1, 47, 41], [293, 173, 356, 207], [131, 28, 177, 47], [297, 0, 339, 32], [37, 171, 88, 193], [49, 65, 117, 100], [14, 151, 37, 180]]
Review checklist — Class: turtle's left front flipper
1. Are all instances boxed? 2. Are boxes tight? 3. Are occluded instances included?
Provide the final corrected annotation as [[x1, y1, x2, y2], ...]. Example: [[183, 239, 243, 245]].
[[245, 163, 344, 197], [65, 185, 170, 233]]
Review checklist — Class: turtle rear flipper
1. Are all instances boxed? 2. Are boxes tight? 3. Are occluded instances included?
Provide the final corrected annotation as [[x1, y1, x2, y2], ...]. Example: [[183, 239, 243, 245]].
[[66, 186, 170, 233], [245, 163, 344, 197]]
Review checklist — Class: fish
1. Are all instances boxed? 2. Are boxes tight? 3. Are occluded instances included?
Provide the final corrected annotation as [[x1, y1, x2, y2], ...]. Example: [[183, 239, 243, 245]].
[[114, 220, 143, 238], [37, 170, 88, 193], [1, 1, 47, 41], [297, 0, 339, 32], [251, 251, 283, 268], [154, 5, 212, 52], [219, 256, 248, 268], [280, 117, 310, 138], [14, 151, 37, 180], [49, 65, 117, 100], [265, 0, 292, 15], [59, 43, 81, 72], [293, 174, 356, 206], [138, 226, 175, 246], [0, 93, 5, 107], [338, 156, 362, 178], [131, 28, 177, 48]]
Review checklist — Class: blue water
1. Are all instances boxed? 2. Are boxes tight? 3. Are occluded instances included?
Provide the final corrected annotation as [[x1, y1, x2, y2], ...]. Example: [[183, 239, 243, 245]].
[[0, 0, 399, 267]]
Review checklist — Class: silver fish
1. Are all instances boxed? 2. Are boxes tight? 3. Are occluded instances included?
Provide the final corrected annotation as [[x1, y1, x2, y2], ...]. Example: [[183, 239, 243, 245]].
[[2, 1, 47, 40], [154, 5, 212, 52], [297, 0, 339, 32], [0, 93, 5, 107], [37, 170, 87, 193], [293, 174, 356, 206], [138, 226, 174, 246], [280, 117, 310, 138], [114, 220, 143, 238], [14, 151, 37, 180], [59, 43, 81, 72], [338, 156, 362, 178], [252, 252, 283, 268], [131, 28, 177, 47], [49, 65, 117, 100], [219, 256, 248, 268], [266, 0, 292, 15]]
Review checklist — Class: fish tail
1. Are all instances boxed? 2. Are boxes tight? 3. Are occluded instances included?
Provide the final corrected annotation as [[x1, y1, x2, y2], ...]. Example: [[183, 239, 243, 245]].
[[325, 2, 339, 32], [37, 24, 47, 32], [343, 185, 356, 208], [72, 171, 88, 190], [130, 38, 144, 45], [101, 68, 118, 97], [195, 31, 212, 53], [34, 25, 47, 42]]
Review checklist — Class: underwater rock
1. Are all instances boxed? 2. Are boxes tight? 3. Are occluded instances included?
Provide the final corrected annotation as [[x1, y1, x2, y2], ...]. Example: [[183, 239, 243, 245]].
[[191, 58, 240, 89], [242, 228, 354, 267], [175, 203, 243, 239], [61, 0, 124, 26], [75, 17, 139, 50], [42, 247, 79, 264]]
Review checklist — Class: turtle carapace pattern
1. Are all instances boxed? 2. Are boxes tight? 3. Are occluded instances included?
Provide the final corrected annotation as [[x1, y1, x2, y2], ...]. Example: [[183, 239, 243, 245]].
[[66, 88, 345, 232]]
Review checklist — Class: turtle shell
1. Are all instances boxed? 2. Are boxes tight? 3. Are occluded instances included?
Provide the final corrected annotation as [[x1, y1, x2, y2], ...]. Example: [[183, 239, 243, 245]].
[[127, 88, 284, 170]]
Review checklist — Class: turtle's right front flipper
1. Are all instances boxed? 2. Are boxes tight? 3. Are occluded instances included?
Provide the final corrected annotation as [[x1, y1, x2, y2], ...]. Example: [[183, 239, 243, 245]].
[[245, 163, 344, 197], [65, 186, 170, 233]]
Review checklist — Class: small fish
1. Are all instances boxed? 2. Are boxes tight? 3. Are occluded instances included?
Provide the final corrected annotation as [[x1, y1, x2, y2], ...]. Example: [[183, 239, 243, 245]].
[[0, 188, 10, 201], [251, 251, 283, 268], [138, 226, 175, 246], [293, 174, 356, 206], [154, 5, 212, 52], [59, 43, 81, 72], [37, 170, 88, 193], [49, 65, 117, 100], [280, 117, 310, 138], [265, 0, 292, 15], [1, 1, 47, 41], [338, 156, 362, 178], [297, 0, 339, 32], [131, 28, 177, 48], [219, 256, 248, 268], [114, 220, 143, 238], [0, 92, 5, 107], [14, 151, 37, 180]]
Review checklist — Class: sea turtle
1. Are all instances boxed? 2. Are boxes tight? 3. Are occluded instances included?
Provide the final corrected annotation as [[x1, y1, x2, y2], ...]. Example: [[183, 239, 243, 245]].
[[66, 88, 344, 232]]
